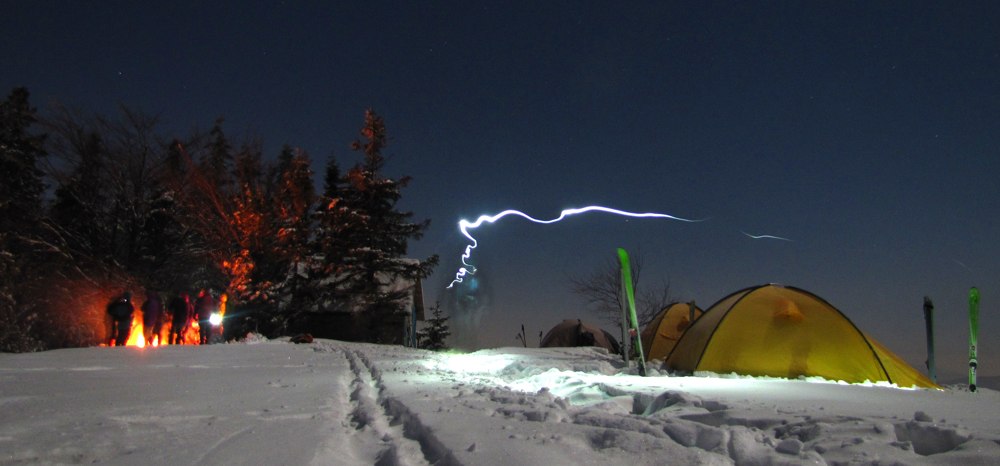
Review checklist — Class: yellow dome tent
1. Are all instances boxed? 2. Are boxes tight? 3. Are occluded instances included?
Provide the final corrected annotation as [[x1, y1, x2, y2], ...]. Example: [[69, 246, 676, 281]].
[[663, 284, 940, 389], [641, 302, 703, 362]]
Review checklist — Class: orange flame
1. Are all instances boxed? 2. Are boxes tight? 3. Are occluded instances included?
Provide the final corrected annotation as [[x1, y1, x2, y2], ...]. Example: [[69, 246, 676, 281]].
[[123, 318, 143, 347], [110, 309, 205, 347]]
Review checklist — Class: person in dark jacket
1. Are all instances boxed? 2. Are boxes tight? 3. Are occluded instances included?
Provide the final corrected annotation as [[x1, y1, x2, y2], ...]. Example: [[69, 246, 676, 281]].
[[141, 291, 164, 345], [107, 291, 135, 346], [194, 289, 215, 345], [168, 293, 192, 345]]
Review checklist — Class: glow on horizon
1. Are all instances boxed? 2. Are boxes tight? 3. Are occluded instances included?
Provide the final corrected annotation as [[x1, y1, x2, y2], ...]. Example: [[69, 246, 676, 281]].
[[447, 206, 703, 288]]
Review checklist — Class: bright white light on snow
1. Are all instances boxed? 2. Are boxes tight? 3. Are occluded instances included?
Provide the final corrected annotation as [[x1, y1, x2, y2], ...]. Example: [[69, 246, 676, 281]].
[[424, 352, 517, 376], [208, 314, 222, 326], [447, 206, 703, 288]]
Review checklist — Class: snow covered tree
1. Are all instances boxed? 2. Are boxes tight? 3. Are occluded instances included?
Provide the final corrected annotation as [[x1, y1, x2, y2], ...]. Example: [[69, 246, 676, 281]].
[[273, 145, 315, 261], [165, 134, 274, 299], [309, 110, 438, 343], [251, 145, 316, 332], [0, 90, 115, 350], [418, 302, 450, 351], [0, 87, 47, 352], [162, 130, 325, 337], [32, 104, 212, 347], [40, 104, 201, 287]]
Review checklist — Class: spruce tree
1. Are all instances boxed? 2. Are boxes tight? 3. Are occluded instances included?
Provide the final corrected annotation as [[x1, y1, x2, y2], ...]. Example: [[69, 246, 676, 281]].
[[50, 131, 105, 256], [0, 87, 47, 352], [203, 117, 232, 188], [270, 146, 316, 323], [418, 302, 451, 351], [0, 87, 46, 233], [310, 110, 438, 342], [322, 155, 341, 199]]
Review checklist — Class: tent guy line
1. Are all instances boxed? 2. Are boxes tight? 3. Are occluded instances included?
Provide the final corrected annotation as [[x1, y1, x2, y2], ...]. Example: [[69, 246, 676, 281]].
[[447, 206, 704, 289]]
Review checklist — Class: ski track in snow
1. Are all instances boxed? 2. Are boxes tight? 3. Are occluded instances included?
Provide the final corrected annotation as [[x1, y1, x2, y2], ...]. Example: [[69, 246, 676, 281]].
[[342, 346, 434, 466], [340, 342, 1000, 466], [2, 340, 1000, 465]]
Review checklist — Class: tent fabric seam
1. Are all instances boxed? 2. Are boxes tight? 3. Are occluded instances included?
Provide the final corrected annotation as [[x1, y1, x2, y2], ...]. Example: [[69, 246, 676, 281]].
[[784, 285, 893, 385], [665, 285, 760, 371], [690, 285, 760, 372]]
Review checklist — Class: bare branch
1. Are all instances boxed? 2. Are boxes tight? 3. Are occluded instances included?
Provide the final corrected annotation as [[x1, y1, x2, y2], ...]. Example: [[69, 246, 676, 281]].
[[567, 249, 671, 332]]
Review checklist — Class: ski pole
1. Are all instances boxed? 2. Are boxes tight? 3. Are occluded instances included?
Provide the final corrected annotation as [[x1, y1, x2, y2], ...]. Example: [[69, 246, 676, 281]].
[[923, 296, 935, 384], [969, 287, 980, 393], [619, 264, 630, 367]]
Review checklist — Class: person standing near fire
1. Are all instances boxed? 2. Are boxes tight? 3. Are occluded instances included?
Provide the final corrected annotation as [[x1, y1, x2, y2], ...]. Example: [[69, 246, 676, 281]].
[[106, 291, 134, 346], [194, 289, 215, 345], [168, 293, 192, 345], [141, 290, 164, 345]]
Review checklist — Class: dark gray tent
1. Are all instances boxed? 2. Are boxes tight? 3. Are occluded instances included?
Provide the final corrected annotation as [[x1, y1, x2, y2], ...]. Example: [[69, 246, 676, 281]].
[[540, 319, 621, 354]]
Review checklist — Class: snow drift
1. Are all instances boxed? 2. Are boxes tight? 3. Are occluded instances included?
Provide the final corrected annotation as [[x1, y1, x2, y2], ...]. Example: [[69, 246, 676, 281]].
[[1, 338, 999, 465]]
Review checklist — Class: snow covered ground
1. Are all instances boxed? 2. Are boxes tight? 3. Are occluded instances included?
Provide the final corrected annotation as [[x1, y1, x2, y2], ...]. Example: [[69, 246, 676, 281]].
[[2, 339, 999, 466]]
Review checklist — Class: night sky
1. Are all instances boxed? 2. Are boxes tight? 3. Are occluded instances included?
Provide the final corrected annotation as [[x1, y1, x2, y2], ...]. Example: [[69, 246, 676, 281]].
[[4, 2, 998, 381]]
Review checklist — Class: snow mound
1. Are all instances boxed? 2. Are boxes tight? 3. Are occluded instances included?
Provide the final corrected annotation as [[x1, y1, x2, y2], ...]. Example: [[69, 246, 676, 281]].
[[2, 341, 999, 465]]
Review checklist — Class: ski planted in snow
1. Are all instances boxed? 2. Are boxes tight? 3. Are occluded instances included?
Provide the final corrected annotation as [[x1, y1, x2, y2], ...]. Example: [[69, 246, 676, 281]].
[[969, 287, 980, 392], [923, 296, 936, 384], [617, 248, 646, 376]]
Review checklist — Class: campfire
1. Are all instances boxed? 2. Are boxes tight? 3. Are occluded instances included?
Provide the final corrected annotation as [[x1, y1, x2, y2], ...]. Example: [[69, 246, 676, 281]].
[[112, 310, 203, 347], [107, 293, 228, 347]]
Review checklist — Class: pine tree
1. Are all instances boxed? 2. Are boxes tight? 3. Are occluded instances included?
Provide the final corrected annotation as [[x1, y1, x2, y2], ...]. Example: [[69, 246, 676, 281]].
[[165, 138, 185, 175], [322, 155, 341, 199], [274, 147, 315, 252], [203, 117, 232, 188], [0, 87, 46, 234], [309, 110, 439, 343], [267, 146, 316, 326], [418, 302, 451, 351], [311, 156, 348, 277], [0, 87, 48, 352], [50, 131, 105, 256]]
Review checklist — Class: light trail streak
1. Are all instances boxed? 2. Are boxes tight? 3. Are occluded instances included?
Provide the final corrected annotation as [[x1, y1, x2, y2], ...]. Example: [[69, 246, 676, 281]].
[[447, 206, 702, 288], [741, 230, 792, 242]]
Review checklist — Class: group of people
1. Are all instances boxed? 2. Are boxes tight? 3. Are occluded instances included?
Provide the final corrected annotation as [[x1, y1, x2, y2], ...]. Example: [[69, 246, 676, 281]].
[[106, 289, 220, 346]]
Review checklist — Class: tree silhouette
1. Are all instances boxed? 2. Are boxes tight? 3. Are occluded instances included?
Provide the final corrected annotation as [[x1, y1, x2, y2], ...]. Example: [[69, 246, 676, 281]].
[[418, 302, 451, 351], [310, 110, 438, 343]]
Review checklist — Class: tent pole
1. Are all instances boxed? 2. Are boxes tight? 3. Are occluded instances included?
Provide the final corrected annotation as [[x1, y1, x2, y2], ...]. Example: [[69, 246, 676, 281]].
[[922, 296, 935, 383]]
